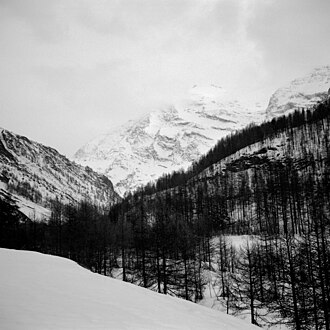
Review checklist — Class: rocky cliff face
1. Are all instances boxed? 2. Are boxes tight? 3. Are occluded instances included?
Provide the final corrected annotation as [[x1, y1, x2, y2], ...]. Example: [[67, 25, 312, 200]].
[[0, 128, 120, 219], [74, 85, 262, 195], [266, 66, 330, 119]]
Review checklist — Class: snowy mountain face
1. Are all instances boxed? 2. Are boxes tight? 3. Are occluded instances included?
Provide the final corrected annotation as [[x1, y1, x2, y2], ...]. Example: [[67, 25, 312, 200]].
[[266, 66, 330, 119], [0, 128, 120, 220], [75, 85, 262, 195]]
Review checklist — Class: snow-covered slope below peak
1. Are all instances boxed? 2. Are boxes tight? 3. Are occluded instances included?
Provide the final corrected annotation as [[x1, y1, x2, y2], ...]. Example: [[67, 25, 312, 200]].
[[0, 248, 258, 330], [266, 66, 330, 119], [75, 85, 263, 195]]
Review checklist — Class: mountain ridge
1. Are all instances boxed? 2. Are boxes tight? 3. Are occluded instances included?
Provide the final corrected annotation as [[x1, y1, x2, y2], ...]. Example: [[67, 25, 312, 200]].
[[75, 67, 330, 196], [0, 128, 120, 220], [74, 85, 262, 195], [266, 65, 330, 119]]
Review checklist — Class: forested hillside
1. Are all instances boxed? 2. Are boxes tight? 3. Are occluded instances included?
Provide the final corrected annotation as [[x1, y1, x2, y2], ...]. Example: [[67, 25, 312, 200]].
[[107, 99, 330, 328], [1, 100, 329, 329]]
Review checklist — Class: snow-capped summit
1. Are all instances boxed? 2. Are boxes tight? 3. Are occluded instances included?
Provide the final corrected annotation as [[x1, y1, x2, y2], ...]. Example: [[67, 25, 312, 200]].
[[74, 85, 262, 195], [266, 66, 330, 119], [74, 67, 330, 196], [189, 84, 227, 100]]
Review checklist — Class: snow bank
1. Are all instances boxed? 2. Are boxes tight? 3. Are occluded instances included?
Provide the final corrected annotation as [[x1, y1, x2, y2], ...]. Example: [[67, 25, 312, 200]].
[[0, 248, 258, 330]]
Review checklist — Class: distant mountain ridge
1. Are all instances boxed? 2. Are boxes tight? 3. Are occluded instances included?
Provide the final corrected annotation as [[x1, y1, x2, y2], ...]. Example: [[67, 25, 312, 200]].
[[74, 85, 262, 195], [266, 66, 330, 119], [75, 67, 330, 196], [0, 128, 120, 219]]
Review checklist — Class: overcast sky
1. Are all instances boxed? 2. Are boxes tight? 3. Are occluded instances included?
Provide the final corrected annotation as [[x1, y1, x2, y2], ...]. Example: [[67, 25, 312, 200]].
[[1, 0, 330, 157]]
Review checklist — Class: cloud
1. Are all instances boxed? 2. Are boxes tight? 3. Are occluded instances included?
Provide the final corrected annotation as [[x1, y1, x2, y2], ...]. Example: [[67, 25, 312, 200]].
[[0, 0, 328, 156], [246, 0, 330, 84]]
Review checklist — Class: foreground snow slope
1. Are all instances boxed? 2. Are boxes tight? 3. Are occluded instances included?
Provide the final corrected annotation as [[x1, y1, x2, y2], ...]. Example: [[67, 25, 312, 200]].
[[0, 249, 257, 330]]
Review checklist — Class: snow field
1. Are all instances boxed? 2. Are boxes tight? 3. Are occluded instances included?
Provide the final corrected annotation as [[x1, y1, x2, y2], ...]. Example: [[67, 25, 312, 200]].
[[0, 248, 259, 330]]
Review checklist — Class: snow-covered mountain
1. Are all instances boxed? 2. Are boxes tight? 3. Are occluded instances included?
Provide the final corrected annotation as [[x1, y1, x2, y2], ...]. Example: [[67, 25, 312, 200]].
[[266, 66, 330, 119], [75, 85, 263, 195], [0, 128, 120, 220]]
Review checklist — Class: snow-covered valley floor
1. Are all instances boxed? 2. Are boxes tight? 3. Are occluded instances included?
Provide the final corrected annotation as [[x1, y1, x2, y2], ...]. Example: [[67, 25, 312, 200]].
[[0, 248, 259, 330]]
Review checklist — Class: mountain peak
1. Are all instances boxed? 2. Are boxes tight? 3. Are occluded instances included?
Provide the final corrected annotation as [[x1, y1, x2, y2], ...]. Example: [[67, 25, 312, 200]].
[[74, 85, 260, 195], [188, 84, 230, 102], [266, 65, 330, 119]]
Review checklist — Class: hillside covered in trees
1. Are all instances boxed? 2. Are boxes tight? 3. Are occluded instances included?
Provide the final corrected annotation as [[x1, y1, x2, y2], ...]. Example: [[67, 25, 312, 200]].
[[1, 99, 330, 329]]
